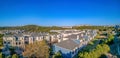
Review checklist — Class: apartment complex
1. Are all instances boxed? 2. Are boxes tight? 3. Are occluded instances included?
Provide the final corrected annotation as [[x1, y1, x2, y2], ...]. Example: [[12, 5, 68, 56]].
[[2, 29, 97, 57]]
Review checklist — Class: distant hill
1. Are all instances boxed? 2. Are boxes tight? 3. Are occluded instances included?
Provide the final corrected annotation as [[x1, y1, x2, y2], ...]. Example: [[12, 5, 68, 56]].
[[0, 25, 115, 32], [0, 25, 66, 32]]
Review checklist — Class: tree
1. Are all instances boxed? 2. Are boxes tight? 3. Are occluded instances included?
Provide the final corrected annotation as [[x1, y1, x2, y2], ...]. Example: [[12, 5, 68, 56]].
[[12, 54, 19, 58], [22, 40, 49, 58], [6, 55, 11, 58], [0, 34, 4, 48], [0, 53, 2, 58], [53, 52, 62, 58], [9, 47, 15, 55], [103, 33, 114, 45], [78, 44, 110, 58]]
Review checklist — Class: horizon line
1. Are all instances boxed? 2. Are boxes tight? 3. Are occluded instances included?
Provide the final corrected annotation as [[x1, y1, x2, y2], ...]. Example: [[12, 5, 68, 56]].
[[0, 24, 119, 27]]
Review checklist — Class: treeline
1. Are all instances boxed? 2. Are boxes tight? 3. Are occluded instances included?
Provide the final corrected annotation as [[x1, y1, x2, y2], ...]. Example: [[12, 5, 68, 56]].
[[78, 44, 110, 58], [77, 38, 112, 58], [73, 26, 114, 31], [78, 31, 115, 58]]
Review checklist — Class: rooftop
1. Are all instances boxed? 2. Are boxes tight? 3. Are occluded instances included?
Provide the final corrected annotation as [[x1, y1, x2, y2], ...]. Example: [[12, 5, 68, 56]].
[[55, 39, 80, 50]]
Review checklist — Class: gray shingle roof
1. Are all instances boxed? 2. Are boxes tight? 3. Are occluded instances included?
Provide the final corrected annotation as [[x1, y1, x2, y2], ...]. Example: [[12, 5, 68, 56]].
[[64, 34, 83, 40], [55, 39, 79, 50], [14, 34, 23, 37], [3, 35, 14, 37], [64, 34, 77, 39]]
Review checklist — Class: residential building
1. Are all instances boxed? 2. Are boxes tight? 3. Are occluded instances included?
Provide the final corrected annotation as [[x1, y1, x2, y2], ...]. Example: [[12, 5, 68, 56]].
[[52, 30, 97, 58], [53, 39, 82, 58]]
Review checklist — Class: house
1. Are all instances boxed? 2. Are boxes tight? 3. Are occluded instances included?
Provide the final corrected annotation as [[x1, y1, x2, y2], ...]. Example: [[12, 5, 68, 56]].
[[53, 39, 83, 58]]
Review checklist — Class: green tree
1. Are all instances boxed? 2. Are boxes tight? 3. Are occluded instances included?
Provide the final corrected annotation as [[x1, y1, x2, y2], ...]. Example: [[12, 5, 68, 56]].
[[0, 53, 2, 58], [12, 54, 19, 58], [53, 52, 62, 58], [78, 44, 110, 58], [103, 33, 114, 45], [6, 55, 11, 58]]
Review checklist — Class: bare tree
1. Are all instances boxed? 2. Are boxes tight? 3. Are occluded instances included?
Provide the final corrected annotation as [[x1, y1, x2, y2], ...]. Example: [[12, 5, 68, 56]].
[[23, 40, 49, 58]]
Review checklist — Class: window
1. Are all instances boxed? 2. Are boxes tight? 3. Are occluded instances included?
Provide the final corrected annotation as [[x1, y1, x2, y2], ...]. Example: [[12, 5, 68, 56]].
[[72, 51, 74, 54], [75, 49, 77, 53], [19, 42, 21, 45], [24, 36, 29, 41], [15, 36, 18, 41], [4, 41, 6, 44], [8, 42, 10, 44], [25, 41, 29, 44], [16, 42, 17, 45]]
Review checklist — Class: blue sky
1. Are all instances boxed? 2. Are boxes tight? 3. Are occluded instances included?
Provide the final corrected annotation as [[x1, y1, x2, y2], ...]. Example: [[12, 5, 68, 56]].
[[0, 0, 120, 26]]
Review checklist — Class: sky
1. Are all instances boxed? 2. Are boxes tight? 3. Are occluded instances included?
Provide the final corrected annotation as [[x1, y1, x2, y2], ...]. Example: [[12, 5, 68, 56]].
[[0, 0, 120, 26]]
